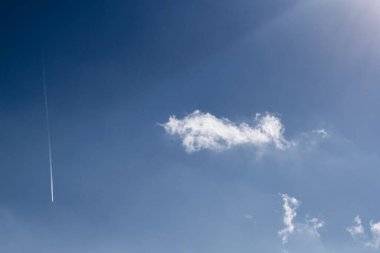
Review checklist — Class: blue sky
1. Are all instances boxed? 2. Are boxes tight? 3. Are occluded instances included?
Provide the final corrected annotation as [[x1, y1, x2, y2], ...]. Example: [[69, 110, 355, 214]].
[[1, 0, 380, 252]]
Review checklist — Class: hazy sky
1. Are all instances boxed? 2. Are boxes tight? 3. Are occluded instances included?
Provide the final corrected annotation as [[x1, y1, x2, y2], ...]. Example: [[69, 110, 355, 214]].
[[1, 0, 380, 252]]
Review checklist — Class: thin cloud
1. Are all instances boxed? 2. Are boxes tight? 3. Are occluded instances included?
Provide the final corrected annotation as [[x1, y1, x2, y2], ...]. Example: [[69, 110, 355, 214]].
[[347, 215, 380, 249], [162, 110, 293, 153], [347, 215, 365, 238], [279, 194, 325, 244], [366, 221, 380, 249], [312, 128, 329, 138], [302, 217, 325, 238], [279, 194, 300, 243]]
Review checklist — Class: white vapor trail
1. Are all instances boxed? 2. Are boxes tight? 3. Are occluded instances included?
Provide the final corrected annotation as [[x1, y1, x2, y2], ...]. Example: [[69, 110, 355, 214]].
[[42, 64, 54, 203]]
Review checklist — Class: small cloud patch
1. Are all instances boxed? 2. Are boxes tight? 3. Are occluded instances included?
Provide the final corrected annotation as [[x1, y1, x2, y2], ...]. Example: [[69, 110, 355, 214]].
[[162, 110, 293, 153]]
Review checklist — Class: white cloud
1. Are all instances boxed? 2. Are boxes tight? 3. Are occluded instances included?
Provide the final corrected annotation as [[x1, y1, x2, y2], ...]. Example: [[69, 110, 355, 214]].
[[162, 110, 293, 153], [366, 221, 380, 249], [347, 215, 364, 238], [279, 194, 300, 243], [347, 215, 380, 249], [312, 128, 329, 138], [278, 194, 325, 244], [301, 217, 325, 238]]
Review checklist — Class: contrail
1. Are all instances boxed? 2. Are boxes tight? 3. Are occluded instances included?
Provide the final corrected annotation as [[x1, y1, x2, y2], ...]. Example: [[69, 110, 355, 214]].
[[42, 63, 54, 203]]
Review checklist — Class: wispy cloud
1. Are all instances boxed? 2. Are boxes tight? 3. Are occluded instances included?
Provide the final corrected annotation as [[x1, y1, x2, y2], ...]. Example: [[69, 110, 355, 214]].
[[279, 194, 300, 243], [347, 215, 364, 238], [312, 128, 329, 138], [366, 221, 380, 249], [162, 110, 293, 153], [279, 194, 325, 244], [347, 215, 380, 249], [301, 217, 325, 238]]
